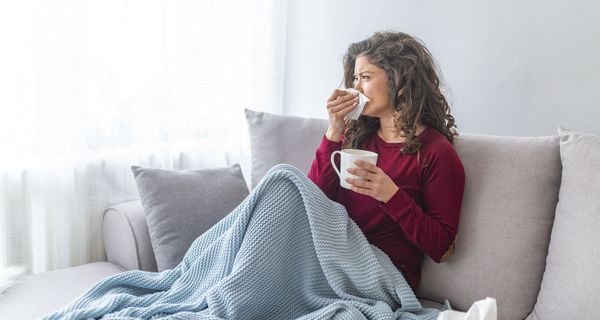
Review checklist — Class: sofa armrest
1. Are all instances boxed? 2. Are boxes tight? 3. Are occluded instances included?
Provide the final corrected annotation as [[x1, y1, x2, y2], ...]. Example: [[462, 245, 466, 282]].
[[102, 200, 158, 272]]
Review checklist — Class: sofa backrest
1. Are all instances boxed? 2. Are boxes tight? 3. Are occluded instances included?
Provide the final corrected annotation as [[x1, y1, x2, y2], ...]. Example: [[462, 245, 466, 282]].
[[417, 133, 561, 320], [245, 109, 329, 189], [245, 109, 562, 320]]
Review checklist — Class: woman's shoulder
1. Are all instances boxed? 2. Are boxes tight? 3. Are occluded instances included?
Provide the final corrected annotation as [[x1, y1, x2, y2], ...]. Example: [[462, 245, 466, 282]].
[[421, 127, 455, 151], [420, 127, 463, 168]]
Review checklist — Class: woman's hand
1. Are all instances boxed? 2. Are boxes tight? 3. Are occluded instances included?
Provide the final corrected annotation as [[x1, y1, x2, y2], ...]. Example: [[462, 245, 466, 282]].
[[345, 160, 399, 203], [325, 89, 359, 142]]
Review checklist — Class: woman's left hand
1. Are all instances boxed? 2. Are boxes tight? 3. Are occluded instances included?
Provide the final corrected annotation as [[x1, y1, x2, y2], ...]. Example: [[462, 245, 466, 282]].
[[345, 160, 399, 203]]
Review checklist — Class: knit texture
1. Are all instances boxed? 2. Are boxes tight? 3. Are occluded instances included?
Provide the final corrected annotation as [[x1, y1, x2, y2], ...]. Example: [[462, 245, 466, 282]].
[[44, 164, 440, 320]]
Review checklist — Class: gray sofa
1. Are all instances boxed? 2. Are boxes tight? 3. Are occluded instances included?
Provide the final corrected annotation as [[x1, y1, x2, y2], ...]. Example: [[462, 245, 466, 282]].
[[1, 109, 598, 320]]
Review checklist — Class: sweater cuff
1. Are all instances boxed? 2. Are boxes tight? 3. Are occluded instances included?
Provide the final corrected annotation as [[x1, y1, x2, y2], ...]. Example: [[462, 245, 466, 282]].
[[379, 188, 414, 222], [319, 135, 342, 152], [323, 134, 342, 145]]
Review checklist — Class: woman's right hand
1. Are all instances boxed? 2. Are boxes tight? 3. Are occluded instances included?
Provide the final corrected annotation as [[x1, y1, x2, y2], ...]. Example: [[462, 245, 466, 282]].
[[325, 89, 359, 142]]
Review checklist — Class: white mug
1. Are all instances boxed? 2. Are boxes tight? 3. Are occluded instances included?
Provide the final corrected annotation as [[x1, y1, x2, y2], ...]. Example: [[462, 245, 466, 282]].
[[330, 149, 378, 189]]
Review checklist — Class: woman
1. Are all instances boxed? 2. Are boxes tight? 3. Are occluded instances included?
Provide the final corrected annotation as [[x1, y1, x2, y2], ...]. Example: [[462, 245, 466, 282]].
[[44, 31, 456, 320], [308, 31, 466, 292]]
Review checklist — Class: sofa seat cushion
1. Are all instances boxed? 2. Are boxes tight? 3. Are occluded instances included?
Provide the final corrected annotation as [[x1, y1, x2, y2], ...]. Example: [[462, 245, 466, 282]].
[[418, 297, 446, 310], [0, 262, 123, 320]]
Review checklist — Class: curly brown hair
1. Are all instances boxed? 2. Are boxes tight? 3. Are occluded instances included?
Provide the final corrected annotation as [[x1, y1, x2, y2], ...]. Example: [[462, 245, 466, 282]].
[[341, 31, 458, 156]]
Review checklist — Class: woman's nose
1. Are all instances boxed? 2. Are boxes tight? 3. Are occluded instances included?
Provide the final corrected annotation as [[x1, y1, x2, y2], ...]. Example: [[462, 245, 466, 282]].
[[353, 82, 363, 92]]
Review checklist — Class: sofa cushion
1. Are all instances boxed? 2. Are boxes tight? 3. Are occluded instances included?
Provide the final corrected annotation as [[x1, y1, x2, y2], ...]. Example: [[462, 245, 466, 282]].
[[530, 128, 600, 319], [131, 164, 249, 271], [0, 262, 123, 320], [417, 133, 561, 320], [418, 298, 446, 311], [245, 108, 328, 189]]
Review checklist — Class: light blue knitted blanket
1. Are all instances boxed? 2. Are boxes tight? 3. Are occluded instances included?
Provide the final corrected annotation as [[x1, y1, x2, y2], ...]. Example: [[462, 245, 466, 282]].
[[44, 164, 440, 320]]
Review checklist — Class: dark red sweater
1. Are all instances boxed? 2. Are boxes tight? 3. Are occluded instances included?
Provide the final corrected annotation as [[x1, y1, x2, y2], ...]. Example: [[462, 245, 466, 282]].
[[307, 127, 465, 291]]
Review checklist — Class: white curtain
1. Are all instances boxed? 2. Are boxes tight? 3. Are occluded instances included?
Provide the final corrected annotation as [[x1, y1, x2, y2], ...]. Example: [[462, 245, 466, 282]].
[[0, 0, 287, 274]]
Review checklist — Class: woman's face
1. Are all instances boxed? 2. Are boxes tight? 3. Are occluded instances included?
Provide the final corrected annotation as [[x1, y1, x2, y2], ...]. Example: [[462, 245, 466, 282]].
[[352, 55, 392, 118]]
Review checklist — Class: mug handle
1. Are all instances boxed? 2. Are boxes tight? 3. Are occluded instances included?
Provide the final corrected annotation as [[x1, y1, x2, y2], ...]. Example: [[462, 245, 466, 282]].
[[330, 151, 342, 177]]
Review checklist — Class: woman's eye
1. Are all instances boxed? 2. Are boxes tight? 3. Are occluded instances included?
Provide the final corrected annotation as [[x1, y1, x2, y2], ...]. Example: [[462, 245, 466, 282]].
[[353, 76, 369, 83]]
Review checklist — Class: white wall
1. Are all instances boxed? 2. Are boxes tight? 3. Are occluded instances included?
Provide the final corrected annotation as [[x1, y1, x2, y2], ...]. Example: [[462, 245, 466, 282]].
[[283, 0, 600, 136]]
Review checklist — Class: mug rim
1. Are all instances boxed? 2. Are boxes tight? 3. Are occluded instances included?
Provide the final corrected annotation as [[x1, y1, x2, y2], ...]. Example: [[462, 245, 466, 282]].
[[340, 148, 378, 157]]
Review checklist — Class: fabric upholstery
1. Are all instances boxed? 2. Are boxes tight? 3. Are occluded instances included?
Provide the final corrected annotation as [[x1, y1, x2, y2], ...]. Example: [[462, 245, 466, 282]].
[[103, 200, 158, 272], [131, 164, 249, 271], [416, 133, 562, 320], [418, 298, 445, 311], [245, 108, 328, 189], [530, 128, 600, 319], [0, 262, 123, 320]]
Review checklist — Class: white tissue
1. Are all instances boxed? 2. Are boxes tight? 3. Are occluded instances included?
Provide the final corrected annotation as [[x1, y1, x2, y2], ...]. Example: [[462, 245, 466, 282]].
[[436, 297, 497, 320], [342, 88, 371, 120]]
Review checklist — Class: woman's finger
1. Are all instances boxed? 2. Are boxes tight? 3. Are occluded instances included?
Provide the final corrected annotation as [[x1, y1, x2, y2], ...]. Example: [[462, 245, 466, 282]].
[[327, 92, 357, 109], [329, 100, 358, 115], [327, 89, 351, 102], [347, 167, 375, 180], [332, 98, 359, 115], [350, 185, 374, 197], [345, 177, 374, 190], [354, 160, 382, 173], [329, 97, 358, 113], [327, 90, 337, 102]]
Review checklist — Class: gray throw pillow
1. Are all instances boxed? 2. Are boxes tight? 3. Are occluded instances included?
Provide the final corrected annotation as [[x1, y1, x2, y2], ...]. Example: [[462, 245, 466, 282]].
[[131, 164, 249, 271], [530, 128, 600, 319], [245, 108, 328, 189]]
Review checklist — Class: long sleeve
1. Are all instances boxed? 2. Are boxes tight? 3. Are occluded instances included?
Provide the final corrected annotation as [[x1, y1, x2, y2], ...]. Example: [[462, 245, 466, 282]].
[[379, 146, 465, 263], [307, 135, 342, 201]]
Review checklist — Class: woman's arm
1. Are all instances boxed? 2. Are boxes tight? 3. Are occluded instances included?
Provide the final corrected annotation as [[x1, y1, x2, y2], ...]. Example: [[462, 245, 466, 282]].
[[379, 147, 465, 263], [309, 88, 358, 200], [307, 135, 342, 201]]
